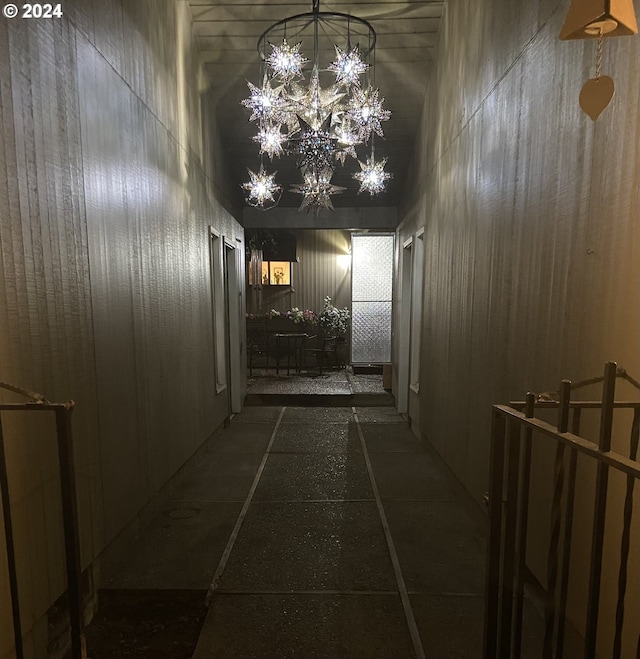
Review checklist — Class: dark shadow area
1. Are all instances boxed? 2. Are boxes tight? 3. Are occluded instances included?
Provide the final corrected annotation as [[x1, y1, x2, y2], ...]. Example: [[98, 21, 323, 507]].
[[84, 589, 207, 659]]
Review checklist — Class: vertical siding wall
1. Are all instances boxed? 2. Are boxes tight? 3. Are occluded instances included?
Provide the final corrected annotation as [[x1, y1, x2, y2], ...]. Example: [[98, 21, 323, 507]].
[[252, 229, 352, 316], [397, 0, 640, 654], [0, 2, 243, 656]]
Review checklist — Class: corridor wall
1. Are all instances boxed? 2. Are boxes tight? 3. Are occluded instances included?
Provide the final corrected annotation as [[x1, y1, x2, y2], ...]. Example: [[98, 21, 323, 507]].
[[0, 1, 244, 656], [248, 229, 352, 318], [396, 0, 639, 655]]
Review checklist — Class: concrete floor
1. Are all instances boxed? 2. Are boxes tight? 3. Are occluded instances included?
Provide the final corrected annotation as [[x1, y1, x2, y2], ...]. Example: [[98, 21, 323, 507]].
[[96, 405, 544, 658], [245, 369, 394, 406]]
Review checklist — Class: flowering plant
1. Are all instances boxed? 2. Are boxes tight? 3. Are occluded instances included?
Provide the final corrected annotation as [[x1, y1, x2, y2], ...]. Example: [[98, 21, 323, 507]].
[[302, 309, 318, 324], [318, 296, 350, 337], [285, 307, 318, 324], [286, 307, 303, 323], [246, 308, 318, 325]]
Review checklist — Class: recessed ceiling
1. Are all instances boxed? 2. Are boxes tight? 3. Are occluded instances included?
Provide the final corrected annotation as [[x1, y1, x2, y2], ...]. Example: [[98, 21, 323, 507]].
[[188, 1, 443, 209]]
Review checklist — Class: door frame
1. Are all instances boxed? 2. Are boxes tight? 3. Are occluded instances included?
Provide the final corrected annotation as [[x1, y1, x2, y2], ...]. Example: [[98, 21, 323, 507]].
[[397, 237, 413, 413], [224, 239, 242, 414]]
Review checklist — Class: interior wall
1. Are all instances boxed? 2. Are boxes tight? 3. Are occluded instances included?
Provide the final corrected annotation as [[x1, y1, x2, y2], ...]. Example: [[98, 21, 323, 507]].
[[397, 0, 640, 654], [249, 229, 352, 317], [0, 2, 244, 656]]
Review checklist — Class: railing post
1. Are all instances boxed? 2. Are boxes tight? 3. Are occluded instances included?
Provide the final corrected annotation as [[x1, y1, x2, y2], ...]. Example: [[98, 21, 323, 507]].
[[55, 404, 86, 659], [484, 408, 507, 659], [500, 418, 521, 656], [584, 361, 617, 659], [0, 411, 24, 659], [543, 379, 571, 657], [555, 407, 581, 657], [512, 392, 535, 658], [612, 406, 640, 658]]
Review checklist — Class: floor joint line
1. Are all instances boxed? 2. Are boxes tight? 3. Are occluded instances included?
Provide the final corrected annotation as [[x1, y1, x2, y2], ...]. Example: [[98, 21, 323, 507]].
[[213, 590, 401, 596], [250, 498, 377, 503], [353, 406, 426, 659], [203, 407, 286, 605]]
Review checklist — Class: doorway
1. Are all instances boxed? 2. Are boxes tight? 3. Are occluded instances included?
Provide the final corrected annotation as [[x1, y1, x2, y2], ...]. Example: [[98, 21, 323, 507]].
[[397, 239, 413, 413], [409, 230, 424, 397], [224, 240, 242, 414], [397, 229, 424, 414], [209, 229, 242, 415]]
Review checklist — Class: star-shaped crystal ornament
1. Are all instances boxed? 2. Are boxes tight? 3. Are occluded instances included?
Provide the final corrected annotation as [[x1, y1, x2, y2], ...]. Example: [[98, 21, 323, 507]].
[[266, 39, 308, 81], [289, 67, 346, 127], [242, 76, 287, 124], [347, 86, 391, 141], [293, 115, 338, 172], [242, 166, 281, 207], [290, 169, 345, 212], [334, 120, 359, 163], [253, 124, 287, 159], [353, 154, 393, 194], [240, 21, 393, 209], [328, 45, 368, 87]]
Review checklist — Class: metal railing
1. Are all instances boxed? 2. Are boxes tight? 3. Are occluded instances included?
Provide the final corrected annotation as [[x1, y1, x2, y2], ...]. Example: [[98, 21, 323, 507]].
[[0, 383, 85, 659], [483, 362, 640, 659]]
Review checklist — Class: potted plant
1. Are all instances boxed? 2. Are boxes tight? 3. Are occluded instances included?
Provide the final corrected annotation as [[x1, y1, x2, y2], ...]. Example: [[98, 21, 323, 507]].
[[318, 296, 350, 338]]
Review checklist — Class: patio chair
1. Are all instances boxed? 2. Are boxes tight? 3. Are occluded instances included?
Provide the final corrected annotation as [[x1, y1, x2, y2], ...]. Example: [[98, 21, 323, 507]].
[[247, 319, 270, 375], [305, 334, 338, 375]]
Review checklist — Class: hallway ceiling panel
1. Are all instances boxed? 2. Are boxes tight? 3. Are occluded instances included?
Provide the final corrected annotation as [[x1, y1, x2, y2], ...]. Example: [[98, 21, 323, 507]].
[[188, 1, 443, 209]]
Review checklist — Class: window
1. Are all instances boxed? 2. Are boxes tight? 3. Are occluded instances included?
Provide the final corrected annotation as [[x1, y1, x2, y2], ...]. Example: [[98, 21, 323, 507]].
[[351, 233, 394, 364], [261, 260, 291, 286]]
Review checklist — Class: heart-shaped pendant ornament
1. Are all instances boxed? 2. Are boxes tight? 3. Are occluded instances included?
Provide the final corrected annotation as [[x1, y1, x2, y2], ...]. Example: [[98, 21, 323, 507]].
[[579, 76, 615, 121]]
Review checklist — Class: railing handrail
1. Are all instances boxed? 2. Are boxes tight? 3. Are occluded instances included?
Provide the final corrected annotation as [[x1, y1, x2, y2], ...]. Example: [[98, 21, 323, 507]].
[[0, 385, 84, 659], [510, 400, 640, 409], [494, 404, 640, 479], [484, 362, 640, 659]]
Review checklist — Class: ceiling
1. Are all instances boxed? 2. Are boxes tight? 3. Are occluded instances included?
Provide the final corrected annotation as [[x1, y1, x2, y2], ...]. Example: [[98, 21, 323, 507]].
[[187, 1, 443, 210]]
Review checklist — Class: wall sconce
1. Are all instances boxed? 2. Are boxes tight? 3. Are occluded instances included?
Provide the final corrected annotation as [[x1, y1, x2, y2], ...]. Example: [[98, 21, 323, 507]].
[[560, 0, 638, 120], [336, 253, 351, 271]]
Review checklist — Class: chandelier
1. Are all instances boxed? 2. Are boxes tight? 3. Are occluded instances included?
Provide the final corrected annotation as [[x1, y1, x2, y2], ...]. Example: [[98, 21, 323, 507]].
[[241, 0, 392, 211]]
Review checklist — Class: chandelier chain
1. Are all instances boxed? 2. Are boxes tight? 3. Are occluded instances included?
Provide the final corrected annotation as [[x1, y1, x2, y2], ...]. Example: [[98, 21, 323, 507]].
[[595, 30, 603, 79]]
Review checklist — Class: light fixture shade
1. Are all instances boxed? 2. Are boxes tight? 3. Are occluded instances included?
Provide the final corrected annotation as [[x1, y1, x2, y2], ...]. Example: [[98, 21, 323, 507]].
[[559, 0, 638, 39]]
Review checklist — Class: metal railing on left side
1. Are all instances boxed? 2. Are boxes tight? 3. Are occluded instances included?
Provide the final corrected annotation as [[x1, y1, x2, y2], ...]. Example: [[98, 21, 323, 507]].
[[483, 362, 640, 659], [0, 382, 85, 659]]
